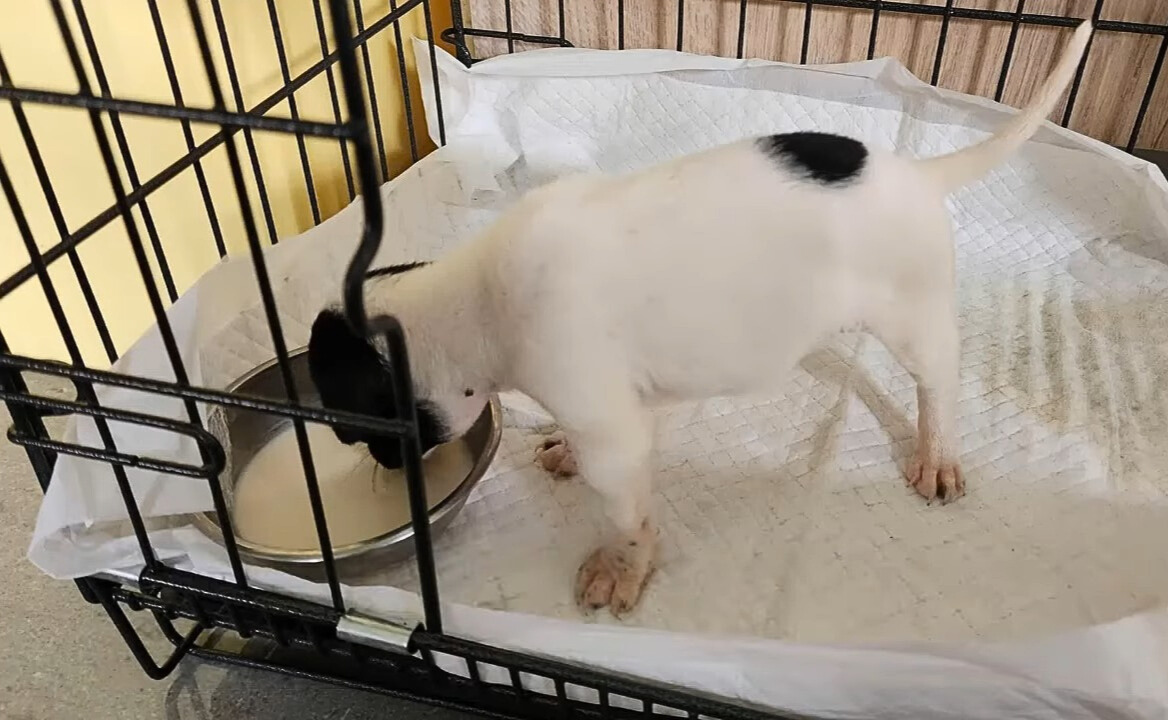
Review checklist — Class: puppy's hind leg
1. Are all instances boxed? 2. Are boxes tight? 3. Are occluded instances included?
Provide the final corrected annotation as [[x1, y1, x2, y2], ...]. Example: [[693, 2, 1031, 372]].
[[874, 298, 964, 504]]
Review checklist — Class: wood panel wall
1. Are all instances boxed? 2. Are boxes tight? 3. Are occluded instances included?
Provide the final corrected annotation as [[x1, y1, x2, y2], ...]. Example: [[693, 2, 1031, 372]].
[[460, 1, 1168, 150]]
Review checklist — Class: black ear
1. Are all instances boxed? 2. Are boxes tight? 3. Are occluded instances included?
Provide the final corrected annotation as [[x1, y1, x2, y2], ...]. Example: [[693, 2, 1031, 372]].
[[307, 309, 395, 445]]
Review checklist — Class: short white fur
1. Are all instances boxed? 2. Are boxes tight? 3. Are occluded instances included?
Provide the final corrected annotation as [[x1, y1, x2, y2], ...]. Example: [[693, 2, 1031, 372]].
[[359, 21, 1092, 615]]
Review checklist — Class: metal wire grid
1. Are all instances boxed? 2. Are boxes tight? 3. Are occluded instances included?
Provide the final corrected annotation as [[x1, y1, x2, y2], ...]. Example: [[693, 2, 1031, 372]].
[[0, 0, 455, 619], [0, 1, 793, 718], [447, 0, 1168, 154], [0, 1, 1161, 719]]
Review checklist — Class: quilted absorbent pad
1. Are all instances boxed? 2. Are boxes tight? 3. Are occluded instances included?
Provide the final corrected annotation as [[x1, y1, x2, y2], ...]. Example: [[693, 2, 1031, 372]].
[[26, 43, 1168, 719]]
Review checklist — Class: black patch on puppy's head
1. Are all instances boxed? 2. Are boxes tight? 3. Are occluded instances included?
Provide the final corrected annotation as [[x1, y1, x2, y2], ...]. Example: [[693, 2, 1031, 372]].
[[307, 308, 448, 470], [756, 132, 867, 185]]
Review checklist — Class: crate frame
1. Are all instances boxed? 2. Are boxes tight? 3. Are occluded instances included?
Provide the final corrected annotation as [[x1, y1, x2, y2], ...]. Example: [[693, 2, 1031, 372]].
[[0, 1, 1165, 719]]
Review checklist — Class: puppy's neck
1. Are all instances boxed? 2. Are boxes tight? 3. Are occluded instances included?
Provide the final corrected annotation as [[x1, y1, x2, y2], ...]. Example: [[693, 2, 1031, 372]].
[[364, 243, 503, 396]]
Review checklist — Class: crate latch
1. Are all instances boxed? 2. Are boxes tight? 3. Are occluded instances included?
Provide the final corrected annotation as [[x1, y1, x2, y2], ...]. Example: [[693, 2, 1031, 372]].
[[336, 611, 421, 655]]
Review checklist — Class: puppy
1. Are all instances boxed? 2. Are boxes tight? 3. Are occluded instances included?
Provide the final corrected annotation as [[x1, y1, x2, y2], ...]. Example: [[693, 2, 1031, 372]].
[[308, 22, 1091, 616]]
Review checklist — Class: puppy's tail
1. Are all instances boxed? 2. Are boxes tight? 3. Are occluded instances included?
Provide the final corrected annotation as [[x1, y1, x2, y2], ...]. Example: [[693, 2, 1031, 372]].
[[920, 20, 1092, 193]]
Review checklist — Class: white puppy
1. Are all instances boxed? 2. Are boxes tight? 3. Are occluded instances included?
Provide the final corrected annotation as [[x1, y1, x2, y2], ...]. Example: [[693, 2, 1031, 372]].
[[308, 22, 1092, 616]]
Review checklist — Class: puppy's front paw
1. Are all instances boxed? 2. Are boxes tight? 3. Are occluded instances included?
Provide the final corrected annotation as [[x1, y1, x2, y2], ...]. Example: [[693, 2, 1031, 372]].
[[574, 543, 653, 616], [535, 431, 577, 477], [906, 449, 964, 504]]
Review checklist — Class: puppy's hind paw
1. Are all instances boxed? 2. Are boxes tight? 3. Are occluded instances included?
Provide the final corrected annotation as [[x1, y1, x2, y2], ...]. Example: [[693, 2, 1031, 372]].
[[535, 431, 577, 477], [906, 451, 965, 505]]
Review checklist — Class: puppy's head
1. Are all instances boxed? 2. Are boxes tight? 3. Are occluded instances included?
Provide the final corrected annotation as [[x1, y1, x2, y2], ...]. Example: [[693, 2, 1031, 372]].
[[306, 308, 484, 469]]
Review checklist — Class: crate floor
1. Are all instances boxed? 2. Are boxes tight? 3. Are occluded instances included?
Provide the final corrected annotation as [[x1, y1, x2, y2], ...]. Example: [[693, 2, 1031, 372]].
[[26, 46, 1168, 719]]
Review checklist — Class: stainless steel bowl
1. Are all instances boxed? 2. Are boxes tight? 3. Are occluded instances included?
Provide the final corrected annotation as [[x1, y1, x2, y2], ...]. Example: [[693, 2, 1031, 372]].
[[193, 347, 501, 572]]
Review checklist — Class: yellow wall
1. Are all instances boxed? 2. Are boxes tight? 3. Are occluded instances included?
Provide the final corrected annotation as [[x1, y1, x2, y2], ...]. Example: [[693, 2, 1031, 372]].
[[0, 0, 451, 365]]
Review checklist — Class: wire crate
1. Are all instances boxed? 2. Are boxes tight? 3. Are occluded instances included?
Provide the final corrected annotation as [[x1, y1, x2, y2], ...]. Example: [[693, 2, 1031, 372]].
[[0, 2, 1165, 719]]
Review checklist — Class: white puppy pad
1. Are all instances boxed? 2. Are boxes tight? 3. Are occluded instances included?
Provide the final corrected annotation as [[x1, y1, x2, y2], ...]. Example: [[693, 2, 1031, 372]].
[[27, 44, 1168, 718]]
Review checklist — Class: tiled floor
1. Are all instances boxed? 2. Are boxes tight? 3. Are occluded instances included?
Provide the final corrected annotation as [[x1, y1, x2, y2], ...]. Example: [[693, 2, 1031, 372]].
[[3, 151, 1166, 719]]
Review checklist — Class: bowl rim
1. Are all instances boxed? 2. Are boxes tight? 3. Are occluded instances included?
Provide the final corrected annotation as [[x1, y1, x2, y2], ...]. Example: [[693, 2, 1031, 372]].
[[191, 348, 503, 564]]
